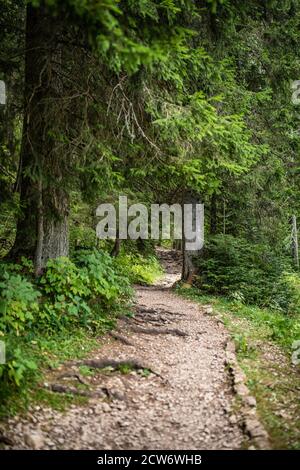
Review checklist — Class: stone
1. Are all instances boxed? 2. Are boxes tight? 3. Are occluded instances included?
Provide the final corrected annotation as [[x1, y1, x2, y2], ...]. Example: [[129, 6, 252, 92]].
[[229, 415, 238, 425], [245, 396, 257, 407], [102, 402, 111, 413], [24, 432, 44, 449], [203, 305, 213, 315]]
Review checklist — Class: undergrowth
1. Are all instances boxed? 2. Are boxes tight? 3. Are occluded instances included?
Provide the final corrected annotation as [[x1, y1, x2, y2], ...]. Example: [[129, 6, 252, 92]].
[[0, 247, 162, 417]]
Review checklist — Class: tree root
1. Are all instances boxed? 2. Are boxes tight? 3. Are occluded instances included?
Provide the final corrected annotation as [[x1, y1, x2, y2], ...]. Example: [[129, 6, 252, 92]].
[[0, 432, 14, 446], [68, 358, 166, 383], [136, 306, 184, 318], [136, 307, 158, 315], [47, 383, 125, 401], [129, 326, 188, 337], [78, 358, 150, 371], [132, 315, 170, 326], [57, 372, 89, 385], [48, 383, 95, 397], [109, 331, 133, 346]]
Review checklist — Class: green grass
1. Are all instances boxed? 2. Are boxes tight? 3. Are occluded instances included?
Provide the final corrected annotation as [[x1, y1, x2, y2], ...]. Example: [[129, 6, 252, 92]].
[[0, 326, 109, 419], [31, 388, 89, 411], [177, 287, 300, 352], [78, 365, 96, 377]]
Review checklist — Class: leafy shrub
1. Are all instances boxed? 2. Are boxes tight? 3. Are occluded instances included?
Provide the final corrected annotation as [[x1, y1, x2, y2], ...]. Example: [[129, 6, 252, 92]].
[[0, 250, 135, 393], [38, 257, 92, 329], [39, 257, 91, 298], [0, 257, 34, 277], [74, 249, 132, 304], [281, 273, 300, 315], [194, 235, 297, 312], [117, 252, 163, 285], [0, 250, 134, 336], [0, 344, 37, 387], [0, 272, 40, 334], [38, 251, 133, 329]]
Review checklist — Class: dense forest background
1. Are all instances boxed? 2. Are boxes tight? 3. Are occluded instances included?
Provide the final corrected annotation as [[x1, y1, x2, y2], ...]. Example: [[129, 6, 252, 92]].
[[0, 0, 300, 448]]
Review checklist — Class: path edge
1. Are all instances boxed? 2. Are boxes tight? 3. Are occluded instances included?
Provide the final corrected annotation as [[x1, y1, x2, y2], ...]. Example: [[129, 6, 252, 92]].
[[225, 340, 271, 450]]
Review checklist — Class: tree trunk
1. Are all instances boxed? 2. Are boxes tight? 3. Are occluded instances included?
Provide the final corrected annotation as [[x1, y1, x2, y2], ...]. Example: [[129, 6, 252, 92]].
[[173, 239, 182, 251], [182, 236, 195, 282], [41, 187, 69, 263], [10, 4, 69, 268], [111, 236, 121, 257], [10, 4, 41, 259], [34, 179, 44, 276]]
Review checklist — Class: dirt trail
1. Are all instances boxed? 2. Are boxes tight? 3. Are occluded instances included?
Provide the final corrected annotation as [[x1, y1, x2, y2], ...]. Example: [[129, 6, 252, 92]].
[[5, 249, 264, 450]]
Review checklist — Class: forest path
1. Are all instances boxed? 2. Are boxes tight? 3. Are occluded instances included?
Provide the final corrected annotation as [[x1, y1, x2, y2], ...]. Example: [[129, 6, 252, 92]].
[[6, 248, 262, 450]]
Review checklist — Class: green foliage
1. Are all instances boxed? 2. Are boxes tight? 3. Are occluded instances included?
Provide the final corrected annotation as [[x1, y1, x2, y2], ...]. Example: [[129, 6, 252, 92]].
[[0, 248, 134, 392], [194, 235, 299, 313], [0, 248, 134, 338], [0, 329, 101, 415], [0, 270, 40, 335], [39, 257, 92, 329], [40, 257, 91, 298], [74, 248, 133, 303], [0, 345, 37, 387], [29, 0, 194, 74], [37, 251, 133, 329], [282, 273, 300, 315], [117, 251, 163, 284], [1, 0, 300, 434], [178, 287, 300, 353]]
